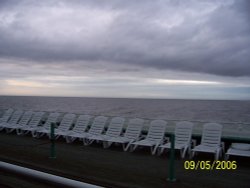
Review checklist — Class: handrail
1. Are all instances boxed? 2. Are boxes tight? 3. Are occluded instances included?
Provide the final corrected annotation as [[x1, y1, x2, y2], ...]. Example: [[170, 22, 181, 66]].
[[0, 161, 104, 188]]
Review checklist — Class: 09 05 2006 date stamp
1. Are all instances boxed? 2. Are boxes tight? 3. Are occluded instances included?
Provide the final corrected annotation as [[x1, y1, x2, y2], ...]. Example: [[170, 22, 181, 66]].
[[184, 160, 237, 170]]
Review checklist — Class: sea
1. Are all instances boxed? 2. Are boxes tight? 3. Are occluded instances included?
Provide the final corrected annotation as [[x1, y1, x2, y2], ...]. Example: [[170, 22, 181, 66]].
[[0, 96, 249, 123]]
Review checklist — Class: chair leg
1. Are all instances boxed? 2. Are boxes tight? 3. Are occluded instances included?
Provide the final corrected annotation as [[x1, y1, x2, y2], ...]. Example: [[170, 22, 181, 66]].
[[215, 152, 219, 161], [69, 137, 77, 143], [83, 138, 89, 146], [65, 136, 71, 143], [151, 147, 155, 155], [188, 145, 192, 156], [84, 139, 94, 146], [219, 149, 222, 158], [131, 144, 137, 152], [124, 141, 132, 151], [103, 141, 111, 149], [16, 129, 22, 135], [221, 142, 225, 154], [37, 133, 44, 138], [181, 149, 184, 159], [225, 154, 229, 161], [6, 128, 14, 133], [122, 143, 126, 151], [32, 131, 37, 138], [152, 144, 159, 155], [37, 132, 44, 138], [157, 147, 164, 156], [55, 135, 60, 140], [190, 151, 195, 159]]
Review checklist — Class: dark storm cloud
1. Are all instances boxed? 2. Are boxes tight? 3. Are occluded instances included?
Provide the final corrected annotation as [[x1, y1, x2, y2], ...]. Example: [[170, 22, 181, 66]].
[[0, 0, 249, 77]]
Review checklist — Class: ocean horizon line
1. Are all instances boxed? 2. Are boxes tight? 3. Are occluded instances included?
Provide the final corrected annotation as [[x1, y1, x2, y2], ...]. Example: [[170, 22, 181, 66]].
[[0, 95, 249, 102]]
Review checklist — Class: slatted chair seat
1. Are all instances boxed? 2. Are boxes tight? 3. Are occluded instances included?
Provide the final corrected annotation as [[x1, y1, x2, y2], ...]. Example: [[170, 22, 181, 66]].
[[225, 143, 250, 160], [84, 117, 125, 146], [51, 113, 76, 139], [191, 123, 223, 160], [103, 118, 144, 151], [64, 115, 91, 143], [16, 112, 45, 135], [73, 116, 108, 144], [32, 112, 60, 138], [0, 109, 14, 125], [158, 121, 193, 158], [130, 119, 167, 155], [5, 111, 33, 133], [1, 110, 23, 131]]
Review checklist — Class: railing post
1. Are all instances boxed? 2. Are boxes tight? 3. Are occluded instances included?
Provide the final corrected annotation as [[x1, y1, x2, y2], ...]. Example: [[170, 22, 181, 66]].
[[50, 123, 56, 159], [167, 134, 176, 181]]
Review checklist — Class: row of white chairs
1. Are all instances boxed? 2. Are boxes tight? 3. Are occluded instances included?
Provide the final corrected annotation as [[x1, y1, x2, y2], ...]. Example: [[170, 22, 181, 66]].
[[0, 109, 249, 159]]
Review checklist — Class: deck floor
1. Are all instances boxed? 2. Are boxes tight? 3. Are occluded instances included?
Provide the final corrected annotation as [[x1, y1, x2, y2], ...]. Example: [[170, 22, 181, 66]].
[[0, 132, 249, 188]]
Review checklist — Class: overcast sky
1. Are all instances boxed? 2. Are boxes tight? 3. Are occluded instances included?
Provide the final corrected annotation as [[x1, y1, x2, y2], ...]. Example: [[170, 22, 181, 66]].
[[0, 0, 250, 100]]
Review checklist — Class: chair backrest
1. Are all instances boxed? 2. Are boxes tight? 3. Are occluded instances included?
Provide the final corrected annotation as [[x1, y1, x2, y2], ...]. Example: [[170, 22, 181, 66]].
[[7, 110, 23, 124], [88, 116, 108, 135], [58, 113, 76, 131], [18, 111, 33, 126], [28, 112, 45, 127], [0, 109, 14, 123], [146, 120, 167, 142], [72, 115, 91, 133], [124, 118, 144, 140], [43, 112, 61, 129], [105, 117, 125, 137], [175, 121, 193, 145], [201, 123, 223, 147]]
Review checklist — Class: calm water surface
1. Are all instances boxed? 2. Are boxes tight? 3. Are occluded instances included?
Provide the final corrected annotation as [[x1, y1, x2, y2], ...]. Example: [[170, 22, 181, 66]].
[[0, 96, 249, 123]]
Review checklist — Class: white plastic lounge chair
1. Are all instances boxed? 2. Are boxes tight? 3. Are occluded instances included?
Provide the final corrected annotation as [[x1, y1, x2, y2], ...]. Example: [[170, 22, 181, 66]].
[[103, 118, 144, 151], [77, 116, 108, 144], [5, 111, 33, 133], [64, 115, 92, 143], [0, 109, 14, 131], [32, 112, 60, 138], [0, 110, 23, 131], [191, 123, 223, 160], [0, 109, 14, 124], [34, 113, 75, 139], [225, 143, 250, 160], [158, 121, 193, 158], [16, 112, 45, 135], [130, 120, 167, 155], [49, 113, 76, 139], [84, 117, 125, 146]]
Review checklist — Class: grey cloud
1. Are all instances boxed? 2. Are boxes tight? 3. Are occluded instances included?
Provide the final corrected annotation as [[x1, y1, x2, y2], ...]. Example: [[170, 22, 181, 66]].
[[0, 0, 249, 77]]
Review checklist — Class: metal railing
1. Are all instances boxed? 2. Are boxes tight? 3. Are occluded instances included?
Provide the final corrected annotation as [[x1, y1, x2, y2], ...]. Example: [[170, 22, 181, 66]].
[[0, 161, 104, 188]]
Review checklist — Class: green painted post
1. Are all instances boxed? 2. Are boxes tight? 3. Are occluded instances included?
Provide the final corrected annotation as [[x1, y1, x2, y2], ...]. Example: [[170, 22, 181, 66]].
[[168, 134, 176, 181], [50, 123, 56, 159]]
